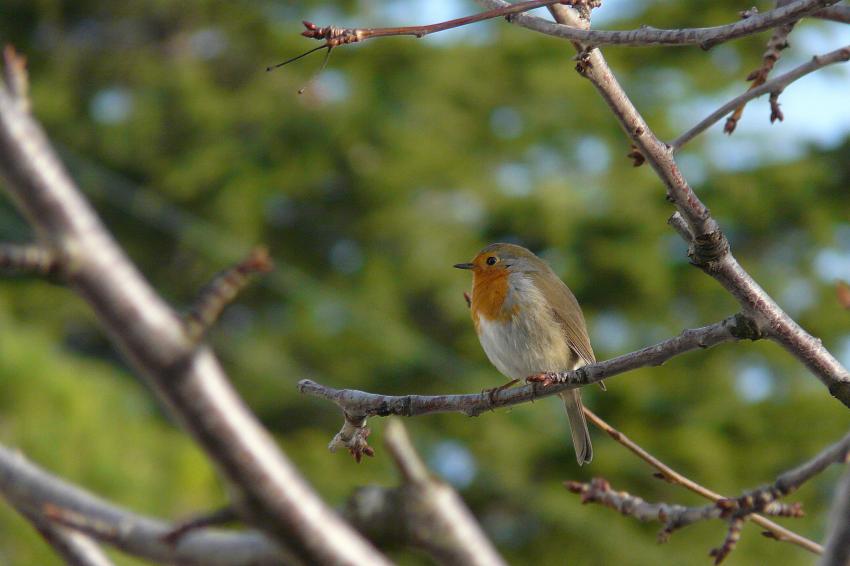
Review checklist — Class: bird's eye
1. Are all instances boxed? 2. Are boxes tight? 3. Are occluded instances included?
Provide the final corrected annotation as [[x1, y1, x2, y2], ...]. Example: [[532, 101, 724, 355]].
[[486, 256, 497, 266]]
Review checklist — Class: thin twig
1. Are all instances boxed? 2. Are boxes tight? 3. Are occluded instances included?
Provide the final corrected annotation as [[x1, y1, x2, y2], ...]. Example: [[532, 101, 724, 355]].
[[2, 46, 29, 112], [183, 246, 273, 342], [161, 507, 238, 546], [0, 243, 59, 276], [583, 408, 823, 555], [269, 0, 573, 70], [672, 45, 850, 151], [667, 212, 694, 243], [724, 0, 797, 135]]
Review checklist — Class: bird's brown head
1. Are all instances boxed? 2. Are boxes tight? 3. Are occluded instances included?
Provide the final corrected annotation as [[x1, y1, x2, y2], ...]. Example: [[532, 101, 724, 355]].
[[454, 243, 542, 276]]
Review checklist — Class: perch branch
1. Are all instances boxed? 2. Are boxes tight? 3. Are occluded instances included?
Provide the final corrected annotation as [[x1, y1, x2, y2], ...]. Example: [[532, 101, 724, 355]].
[[671, 45, 850, 151], [299, 314, 760, 457], [0, 49, 389, 565], [583, 408, 823, 555]]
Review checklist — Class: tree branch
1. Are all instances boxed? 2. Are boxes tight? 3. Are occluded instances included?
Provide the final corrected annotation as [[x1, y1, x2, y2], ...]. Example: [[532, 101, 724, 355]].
[[583, 408, 823, 555], [480, 1, 850, 406], [814, 5, 850, 23], [821, 467, 850, 566], [569, 429, 850, 563], [477, 0, 838, 49], [299, 314, 759, 455], [183, 246, 273, 343], [21, 509, 115, 566], [360, 419, 507, 566], [566, 478, 802, 565], [724, 0, 798, 135], [671, 45, 850, 151], [0, 444, 286, 565], [0, 49, 389, 564]]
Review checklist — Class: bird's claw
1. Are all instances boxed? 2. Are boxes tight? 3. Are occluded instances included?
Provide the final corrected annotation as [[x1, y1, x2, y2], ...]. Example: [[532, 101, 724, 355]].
[[526, 371, 562, 387]]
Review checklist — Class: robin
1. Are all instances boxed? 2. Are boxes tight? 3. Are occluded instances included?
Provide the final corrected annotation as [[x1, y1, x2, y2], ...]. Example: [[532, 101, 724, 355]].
[[455, 243, 597, 465]]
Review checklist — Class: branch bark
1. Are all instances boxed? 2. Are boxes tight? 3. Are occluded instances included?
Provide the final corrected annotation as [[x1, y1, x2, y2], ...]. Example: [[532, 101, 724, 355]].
[[815, 5, 850, 23], [0, 50, 389, 565], [481, 0, 839, 49], [22, 509, 115, 566], [0, 444, 286, 565]]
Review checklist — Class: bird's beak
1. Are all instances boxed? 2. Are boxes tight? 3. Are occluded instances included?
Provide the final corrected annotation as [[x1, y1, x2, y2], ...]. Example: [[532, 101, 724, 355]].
[[453, 262, 475, 270]]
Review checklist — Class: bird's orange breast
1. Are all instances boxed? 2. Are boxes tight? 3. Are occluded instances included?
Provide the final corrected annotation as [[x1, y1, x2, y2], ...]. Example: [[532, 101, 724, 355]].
[[470, 269, 518, 332]]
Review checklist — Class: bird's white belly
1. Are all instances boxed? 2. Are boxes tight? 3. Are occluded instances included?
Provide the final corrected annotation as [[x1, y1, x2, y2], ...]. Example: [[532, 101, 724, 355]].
[[476, 278, 575, 380]]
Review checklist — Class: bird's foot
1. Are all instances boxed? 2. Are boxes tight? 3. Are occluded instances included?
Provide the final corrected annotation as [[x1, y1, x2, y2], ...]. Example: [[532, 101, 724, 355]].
[[526, 371, 563, 387]]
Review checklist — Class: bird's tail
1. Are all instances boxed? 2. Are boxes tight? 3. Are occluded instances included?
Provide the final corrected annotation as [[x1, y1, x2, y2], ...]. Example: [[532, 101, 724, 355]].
[[560, 390, 592, 465]]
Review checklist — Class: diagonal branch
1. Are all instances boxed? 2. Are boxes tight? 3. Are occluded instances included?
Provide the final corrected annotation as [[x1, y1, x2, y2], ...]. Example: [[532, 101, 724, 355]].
[[0, 49, 389, 564], [671, 45, 850, 151], [822, 467, 850, 566], [379, 419, 507, 566], [21, 508, 115, 566], [183, 246, 273, 343], [477, 0, 850, 406]]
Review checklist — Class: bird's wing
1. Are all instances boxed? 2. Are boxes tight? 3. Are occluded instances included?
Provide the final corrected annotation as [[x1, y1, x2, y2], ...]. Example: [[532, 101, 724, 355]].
[[531, 270, 596, 365]]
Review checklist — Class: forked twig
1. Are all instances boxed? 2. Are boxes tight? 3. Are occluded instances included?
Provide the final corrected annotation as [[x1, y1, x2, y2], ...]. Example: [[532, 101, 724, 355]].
[[583, 408, 823, 555], [671, 45, 850, 151], [724, 1, 797, 134]]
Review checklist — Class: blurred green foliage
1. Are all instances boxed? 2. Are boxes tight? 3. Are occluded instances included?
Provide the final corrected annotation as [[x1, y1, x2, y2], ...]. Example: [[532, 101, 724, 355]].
[[1, 1, 850, 564]]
